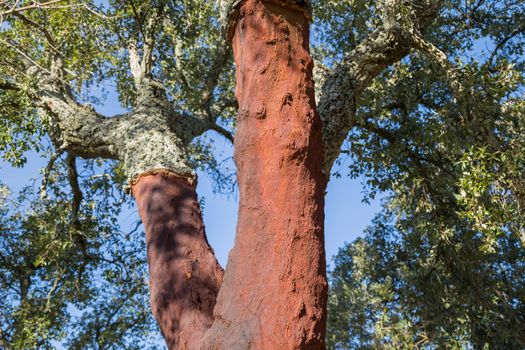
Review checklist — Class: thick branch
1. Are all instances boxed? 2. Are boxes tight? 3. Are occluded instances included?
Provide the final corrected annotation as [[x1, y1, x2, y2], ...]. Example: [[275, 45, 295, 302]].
[[132, 174, 224, 350], [318, 0, 442, 175], [318, 27, 410, 174], [128, 38, 143, 86], [32, 72, 195, 183], [35, 87, 121, 160], [141, 2, 166, 79], [127, 1, 166, 87], [210, 124, 234, 143]]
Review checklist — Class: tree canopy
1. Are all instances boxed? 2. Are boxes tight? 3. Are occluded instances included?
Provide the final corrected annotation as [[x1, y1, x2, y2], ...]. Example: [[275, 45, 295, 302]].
[[322, 0, 525, 348], [0, 0, 524, 348]]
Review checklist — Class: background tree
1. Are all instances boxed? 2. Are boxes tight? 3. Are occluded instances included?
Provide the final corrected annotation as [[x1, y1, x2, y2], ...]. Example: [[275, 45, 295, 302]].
[[0, 163, 160, 349], [1, 0, 523, 349], [320, 0, 525, 348]]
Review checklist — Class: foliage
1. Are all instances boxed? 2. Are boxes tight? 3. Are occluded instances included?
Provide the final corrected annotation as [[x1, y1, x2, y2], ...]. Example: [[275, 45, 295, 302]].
[[328, 211, 525, 349], [323, 0, 525, 348], [0, 160, 162, 349]]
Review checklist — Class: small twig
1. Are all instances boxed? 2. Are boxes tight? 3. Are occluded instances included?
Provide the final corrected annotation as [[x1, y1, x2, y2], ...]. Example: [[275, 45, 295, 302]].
[[45, 266, 65, 312], [40, 149, 64, 199], [80, 2, 120, 20], [487, 24, 524, 68], [211, 123, 234, 144], [66, 154, 83, 229], [1, 0, 65, 17]]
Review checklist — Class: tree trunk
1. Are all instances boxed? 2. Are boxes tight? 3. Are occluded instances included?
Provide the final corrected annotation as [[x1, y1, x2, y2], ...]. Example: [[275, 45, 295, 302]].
[[202, 1, 327, 349], [132, 174, 223, 350], [132, 2, 327, 349]]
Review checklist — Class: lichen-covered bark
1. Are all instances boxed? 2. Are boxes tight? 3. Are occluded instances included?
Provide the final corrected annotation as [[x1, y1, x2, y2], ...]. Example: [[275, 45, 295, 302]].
[[36, 77, 197, 183], [132, 174, 223, 350], [317, 28, 409, 174], [318, 0, 442, 174], [202, 1, 327, 348]]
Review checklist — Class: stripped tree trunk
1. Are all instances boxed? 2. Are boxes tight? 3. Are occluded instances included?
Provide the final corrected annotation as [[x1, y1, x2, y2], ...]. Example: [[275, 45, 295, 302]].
[[131, 2, 327, 349], [127, 2, 327, 348], [132, 174, 223, 349], [202, 1, 327, 348]]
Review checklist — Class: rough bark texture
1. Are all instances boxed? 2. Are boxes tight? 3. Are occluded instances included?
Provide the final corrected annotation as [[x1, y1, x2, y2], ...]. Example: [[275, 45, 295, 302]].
[[318, 0, 442, 174], [317, 28, 410, 173], [202, 1, 327, 349], [34, 75, 197, 184], [132, 174, 223, 350]]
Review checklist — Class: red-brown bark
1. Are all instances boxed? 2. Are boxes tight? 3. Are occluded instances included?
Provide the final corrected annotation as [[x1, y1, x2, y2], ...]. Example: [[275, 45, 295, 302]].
[[132, 174, 223, 350], [202, 1, 327, 348]]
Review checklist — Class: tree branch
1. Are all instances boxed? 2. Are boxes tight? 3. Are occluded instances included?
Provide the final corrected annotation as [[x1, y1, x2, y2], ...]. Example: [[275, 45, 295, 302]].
[[33, 82, 121, 160], [201, 44, 232, 113], [128, 37, 143, 85], [359, 119, 455, 176], [0, 80, 20, 91], [318, 0, 443, 175], [0, 0, 65, 18], [12, 12, 60, 55], [66, 154, 82, 229], [39, 148, 64, 200], [411, 33, 463, 99], [2, 1, 233, 185], [140, 2, 166, 80], [210, 123, 234, 144]]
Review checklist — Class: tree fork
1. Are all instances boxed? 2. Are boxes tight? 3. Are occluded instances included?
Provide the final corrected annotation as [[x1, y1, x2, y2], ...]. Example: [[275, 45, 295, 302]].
[[202, 0, 327, 348], [132, 173, 223, 349]]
